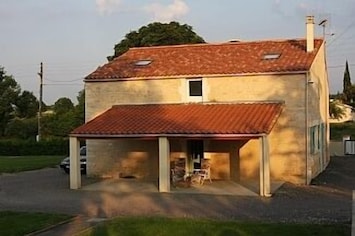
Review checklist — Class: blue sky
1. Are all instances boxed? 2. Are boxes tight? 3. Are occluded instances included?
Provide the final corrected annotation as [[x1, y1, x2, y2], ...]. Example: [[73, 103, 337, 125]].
[[1, 0, 355, 104]]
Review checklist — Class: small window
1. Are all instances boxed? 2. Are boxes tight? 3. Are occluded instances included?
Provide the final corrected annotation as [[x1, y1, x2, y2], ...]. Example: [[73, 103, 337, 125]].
[[134, 60, 152, 66], [262, 53, 281, 60], [189, 80, 202, 96]]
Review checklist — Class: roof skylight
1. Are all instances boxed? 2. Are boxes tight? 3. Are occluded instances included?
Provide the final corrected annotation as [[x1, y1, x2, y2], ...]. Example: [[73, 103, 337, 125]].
[[262, 53, 281, 60], [134, 60, 152, 66]]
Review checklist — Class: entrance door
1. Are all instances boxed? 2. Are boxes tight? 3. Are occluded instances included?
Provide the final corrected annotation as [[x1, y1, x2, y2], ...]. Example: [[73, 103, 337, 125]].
[[188, 140, 204, 169]]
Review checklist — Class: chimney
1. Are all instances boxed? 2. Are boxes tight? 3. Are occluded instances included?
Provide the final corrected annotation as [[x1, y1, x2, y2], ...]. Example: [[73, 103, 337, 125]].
[[306, 15, 314, 52]]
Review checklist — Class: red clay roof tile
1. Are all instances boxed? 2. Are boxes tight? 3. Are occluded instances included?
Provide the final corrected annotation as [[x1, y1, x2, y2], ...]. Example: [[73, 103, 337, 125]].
[[71, 103, 284, 138], [86, 39, 323, 80]]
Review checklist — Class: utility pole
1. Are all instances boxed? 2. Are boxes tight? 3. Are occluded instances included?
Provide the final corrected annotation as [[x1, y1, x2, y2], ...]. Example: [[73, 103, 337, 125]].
[[37, 62, 43, 142]]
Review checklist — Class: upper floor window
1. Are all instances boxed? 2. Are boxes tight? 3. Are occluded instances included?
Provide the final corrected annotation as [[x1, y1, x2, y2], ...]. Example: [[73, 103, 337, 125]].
[[187, 78, 203, 102]]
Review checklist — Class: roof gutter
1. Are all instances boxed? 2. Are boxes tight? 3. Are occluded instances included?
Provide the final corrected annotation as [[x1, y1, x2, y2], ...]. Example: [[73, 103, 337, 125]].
[[84, 71, 310, 83], [69, 133, 266, 140]]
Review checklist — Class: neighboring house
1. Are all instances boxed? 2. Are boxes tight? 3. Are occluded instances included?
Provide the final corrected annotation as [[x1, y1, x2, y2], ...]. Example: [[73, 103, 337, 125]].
[[69, 16, 329, 197]]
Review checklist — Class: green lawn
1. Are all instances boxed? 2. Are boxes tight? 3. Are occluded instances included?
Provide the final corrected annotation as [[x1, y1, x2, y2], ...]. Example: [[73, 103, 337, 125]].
[[80, 217, 350, 236], [0, 155, 64, 173], [0, 211, 72, 236]]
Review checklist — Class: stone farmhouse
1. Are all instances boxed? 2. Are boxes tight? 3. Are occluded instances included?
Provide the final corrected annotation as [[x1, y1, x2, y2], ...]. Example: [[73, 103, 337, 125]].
[[69, 16, 329, 196]]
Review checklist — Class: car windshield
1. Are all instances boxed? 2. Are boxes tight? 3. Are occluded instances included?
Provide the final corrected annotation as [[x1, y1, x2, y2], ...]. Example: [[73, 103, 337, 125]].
[[80, 146, 86, 156]]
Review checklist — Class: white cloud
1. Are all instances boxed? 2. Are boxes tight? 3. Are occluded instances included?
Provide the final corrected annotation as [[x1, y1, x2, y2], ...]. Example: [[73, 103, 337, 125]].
[[96, 0, 122, 15], [144, 0, 189, 22]]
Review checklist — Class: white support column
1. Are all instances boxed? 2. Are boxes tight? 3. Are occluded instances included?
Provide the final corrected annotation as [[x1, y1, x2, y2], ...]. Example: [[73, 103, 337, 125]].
[[159, 137, 170, 192], [69, 137, 81, 189], [259, 135, 271, 197], [352, 191, 355, 236]]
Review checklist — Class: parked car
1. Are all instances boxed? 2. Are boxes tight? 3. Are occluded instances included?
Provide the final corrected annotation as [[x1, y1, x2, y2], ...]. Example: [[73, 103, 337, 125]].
[[60, 146, 86, 174]]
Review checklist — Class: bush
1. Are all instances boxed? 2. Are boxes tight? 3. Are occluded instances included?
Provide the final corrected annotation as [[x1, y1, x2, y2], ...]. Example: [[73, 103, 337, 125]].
[[330, 122, 355, 141], [0, 139, 68, 156]]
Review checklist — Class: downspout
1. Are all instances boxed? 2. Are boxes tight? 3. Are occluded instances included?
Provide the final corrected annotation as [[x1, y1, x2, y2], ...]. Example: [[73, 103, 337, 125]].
[[305, 72, 311, 184], [305, 15, 314, 184]]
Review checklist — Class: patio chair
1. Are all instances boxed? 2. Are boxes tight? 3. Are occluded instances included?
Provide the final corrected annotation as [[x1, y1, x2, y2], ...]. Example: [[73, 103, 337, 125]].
[[171, 166, 186, 187], [199, 160, 212, 185], [198, 167, 211, 185]]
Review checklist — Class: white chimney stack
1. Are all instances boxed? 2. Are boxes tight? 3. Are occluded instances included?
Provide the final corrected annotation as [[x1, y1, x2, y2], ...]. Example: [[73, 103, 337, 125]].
[[306, 16, 314, 52]]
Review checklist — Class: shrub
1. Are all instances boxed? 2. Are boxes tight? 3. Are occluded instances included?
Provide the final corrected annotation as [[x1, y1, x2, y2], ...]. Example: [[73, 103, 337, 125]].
[[0, 138, 68, 156]]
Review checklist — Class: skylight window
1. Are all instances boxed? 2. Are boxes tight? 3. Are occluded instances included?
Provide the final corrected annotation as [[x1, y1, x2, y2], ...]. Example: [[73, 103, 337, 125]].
[[262, 53, 281, 60], [134, 60, 152, 66]]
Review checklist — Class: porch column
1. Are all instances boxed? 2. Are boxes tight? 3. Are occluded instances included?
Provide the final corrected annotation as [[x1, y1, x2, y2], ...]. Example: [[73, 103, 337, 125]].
[[159, 137, 170, 192], [69, 137, 81, 189], [259, 135, 271, 197], [229, 143, 239, 181]]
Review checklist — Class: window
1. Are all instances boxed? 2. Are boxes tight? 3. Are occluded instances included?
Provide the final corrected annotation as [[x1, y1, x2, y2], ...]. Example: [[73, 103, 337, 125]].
[[134, 59, 152, 66], [310, 124, 323, 154], [189, 80, 202, 96], [262, 53, 281, 60], [187, 78, 203, 102]]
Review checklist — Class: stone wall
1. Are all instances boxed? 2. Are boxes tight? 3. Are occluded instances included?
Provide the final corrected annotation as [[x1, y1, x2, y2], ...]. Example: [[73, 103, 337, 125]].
[[84, 47, 328, 184]]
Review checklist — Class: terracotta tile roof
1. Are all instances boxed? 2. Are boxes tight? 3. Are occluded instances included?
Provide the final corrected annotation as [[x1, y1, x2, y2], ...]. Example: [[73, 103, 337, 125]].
[[71, 102, 284, 138], [86, 39, 323, 80]]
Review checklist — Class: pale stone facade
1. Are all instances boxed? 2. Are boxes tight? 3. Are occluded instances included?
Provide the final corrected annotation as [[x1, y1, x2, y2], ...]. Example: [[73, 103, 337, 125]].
[[84, 43, 329, 185]]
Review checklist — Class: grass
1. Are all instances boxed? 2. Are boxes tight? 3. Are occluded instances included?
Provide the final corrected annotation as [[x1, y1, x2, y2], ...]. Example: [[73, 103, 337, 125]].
[[0, 155, 64, 173], [330, 122, 355, 141], [80, 217, 350, 236], [0, 211, 72, 236]]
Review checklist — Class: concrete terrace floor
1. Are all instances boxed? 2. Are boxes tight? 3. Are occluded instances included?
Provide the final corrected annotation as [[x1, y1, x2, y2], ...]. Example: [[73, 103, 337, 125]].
[[81, 178, 285, 197], [1, 156, 353, 235]]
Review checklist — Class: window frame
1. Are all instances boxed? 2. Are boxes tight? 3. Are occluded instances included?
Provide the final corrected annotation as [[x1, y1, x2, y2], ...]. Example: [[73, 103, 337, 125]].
[[310, 124, 323, 154], [187, 78, 203, 102]]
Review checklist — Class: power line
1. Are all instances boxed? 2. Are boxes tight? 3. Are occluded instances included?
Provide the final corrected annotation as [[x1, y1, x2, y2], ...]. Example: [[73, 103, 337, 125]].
[[44, 77, 84, 83], [44, 83, 83, 86], [328, 19, 355, 47], [328, 63, 355, 69]]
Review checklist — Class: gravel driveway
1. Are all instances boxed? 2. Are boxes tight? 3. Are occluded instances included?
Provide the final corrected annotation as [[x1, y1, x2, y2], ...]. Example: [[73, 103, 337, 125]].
[[0, 156, 353, 224]]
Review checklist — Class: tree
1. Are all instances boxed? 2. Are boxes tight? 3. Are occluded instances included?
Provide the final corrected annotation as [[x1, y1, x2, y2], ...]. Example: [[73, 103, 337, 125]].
[[41, 91, 85, 138], [108, 21, 205, 60], [14, 91, 38, 118], [329, 100, 346, 120], [73, 89, 85, 125], [5, 118, 37, 139], [343, 60, 352, 103], [53, 97, 74, 115], [0, 67, 20, 136]]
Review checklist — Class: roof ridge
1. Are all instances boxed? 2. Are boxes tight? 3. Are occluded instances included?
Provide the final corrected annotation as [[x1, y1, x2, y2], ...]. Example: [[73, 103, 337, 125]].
[[127, 38, 323, 51]]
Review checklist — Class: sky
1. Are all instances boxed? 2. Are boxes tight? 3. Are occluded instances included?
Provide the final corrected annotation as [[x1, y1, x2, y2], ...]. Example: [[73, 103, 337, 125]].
[[1, 0, 355, 105]]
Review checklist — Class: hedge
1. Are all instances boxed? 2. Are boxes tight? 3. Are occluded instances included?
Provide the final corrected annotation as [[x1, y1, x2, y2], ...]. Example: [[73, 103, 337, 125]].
[[0, 139, 69, 156]]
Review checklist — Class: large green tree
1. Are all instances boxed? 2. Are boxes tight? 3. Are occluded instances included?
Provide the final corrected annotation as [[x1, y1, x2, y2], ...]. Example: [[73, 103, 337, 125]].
[[108, 21, 205, 60], [0, 67, 20, 136], [5, 118, 37, 139], [73, 89, 85, 125], [53, 97, 74, 115], [15, 91, 38, 118], [42, 91, 85, 138]]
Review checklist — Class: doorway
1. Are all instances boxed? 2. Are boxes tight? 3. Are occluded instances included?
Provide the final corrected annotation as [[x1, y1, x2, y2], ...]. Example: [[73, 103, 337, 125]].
[[188, 140, 204, 169]]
